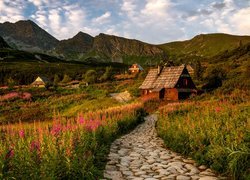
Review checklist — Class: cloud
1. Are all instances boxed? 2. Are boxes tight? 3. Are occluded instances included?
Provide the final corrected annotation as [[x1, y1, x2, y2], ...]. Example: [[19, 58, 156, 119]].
[[28, 0, 49, 7], [230, 7, 250, 34], [212, 2, 226, 9], [0, 0, 25, 23], [93, 12, 111, 24], [141, 0, 172, 18], [1, 0, 250, 43]]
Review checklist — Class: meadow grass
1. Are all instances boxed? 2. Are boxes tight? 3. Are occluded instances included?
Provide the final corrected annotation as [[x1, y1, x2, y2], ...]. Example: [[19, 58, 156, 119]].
[[0, 102, 146, 179], [156, 94, 250, 179]]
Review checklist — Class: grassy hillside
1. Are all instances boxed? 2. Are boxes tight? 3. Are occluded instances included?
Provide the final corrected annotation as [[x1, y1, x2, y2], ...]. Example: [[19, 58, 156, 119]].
[[159, 33, 250, 60]]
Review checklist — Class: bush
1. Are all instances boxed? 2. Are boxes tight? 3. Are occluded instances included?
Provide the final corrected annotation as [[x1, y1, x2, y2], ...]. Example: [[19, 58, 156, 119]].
[[84, 70, 97, 84], [99, 66, 114, 82], [61, 74, 71, 83]]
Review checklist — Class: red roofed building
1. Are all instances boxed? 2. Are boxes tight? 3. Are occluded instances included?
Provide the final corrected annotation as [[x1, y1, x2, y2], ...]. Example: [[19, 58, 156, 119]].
[[139, 65, 197, 100]]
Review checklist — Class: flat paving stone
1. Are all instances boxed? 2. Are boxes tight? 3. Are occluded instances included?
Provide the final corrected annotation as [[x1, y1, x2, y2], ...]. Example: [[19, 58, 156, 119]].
[[104, 114, 225, 179]]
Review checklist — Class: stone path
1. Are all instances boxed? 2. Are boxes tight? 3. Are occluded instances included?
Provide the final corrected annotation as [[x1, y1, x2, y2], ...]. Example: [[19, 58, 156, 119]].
[[104, 114, 226, 180]]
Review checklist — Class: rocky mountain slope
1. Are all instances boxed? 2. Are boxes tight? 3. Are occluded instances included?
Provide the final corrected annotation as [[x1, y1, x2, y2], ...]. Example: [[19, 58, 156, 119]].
[[0, 36, 10, 48], [55, 32, 94, 58], [92, 33, 163, 61], [0, 20, 59, 51], [1, 20, 250, 65]]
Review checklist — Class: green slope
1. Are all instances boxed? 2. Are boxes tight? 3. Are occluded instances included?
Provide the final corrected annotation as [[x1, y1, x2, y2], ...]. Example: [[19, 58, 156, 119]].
[[159, 33, 250, 59]]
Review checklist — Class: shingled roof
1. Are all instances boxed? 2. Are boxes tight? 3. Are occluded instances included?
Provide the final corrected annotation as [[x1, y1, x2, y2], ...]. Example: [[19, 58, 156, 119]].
[[139, 65, 185, 90], [139, 69, 158, 89]]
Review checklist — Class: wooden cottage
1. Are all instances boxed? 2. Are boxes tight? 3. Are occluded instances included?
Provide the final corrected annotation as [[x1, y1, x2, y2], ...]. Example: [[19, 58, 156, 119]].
[[139, 65, 197, 100], [129, 63, 144, 74], [31, 76, 50, 88]]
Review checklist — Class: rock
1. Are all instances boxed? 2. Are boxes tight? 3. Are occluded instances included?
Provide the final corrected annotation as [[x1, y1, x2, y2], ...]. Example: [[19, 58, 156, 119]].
[[183, 158, 196, 164], [105, 165, 117, 171], [122, 170, 133, 176], [200, 170, 216, 176], [185, 164, 200, 174], [147, 158, 155, 164], [199, 165, 207, 170], [157, 169, 171, 175], [134, 171, 147, 176], [199, 177, 218, 180], [176, 175, 191, 180], [140, 165, 151, 170]]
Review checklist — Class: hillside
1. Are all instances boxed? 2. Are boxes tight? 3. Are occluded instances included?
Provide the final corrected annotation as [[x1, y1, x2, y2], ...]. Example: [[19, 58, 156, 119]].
[[92, 33, 163, 63], [159, 33, 250, 60], [1, 20, 250, 66], [0, 36, 10, 48], [55, 32, 164, 63], [0, 20, 59, 51], [55, 32, 94, 58]]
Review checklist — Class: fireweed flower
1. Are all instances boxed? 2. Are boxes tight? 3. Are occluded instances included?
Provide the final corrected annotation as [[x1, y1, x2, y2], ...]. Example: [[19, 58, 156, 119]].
[[215, 107, 222, 113], [79, 116, 84, 124], [30, 141, 40, 152], [19, 130, 25, 138], [50, 124, 61, 136]]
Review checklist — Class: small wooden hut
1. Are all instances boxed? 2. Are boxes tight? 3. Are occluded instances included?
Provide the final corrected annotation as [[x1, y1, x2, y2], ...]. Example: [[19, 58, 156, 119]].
[[139, 65, 197, 100], [31, 76, 50, 88], [128, 63, 144, 74]]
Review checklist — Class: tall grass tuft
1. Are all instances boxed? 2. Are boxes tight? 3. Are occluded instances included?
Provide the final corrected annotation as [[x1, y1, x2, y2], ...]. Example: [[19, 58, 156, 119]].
[[157, 97, 250, 179]]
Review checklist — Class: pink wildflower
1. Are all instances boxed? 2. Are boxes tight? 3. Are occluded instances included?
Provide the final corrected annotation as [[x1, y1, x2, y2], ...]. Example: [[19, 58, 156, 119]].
[[30, 141, 40, 152], [215, 107, 222, 113], [19, 130, 25, 138], [50, 124, 61, 136], [79, 116, 85, 124]]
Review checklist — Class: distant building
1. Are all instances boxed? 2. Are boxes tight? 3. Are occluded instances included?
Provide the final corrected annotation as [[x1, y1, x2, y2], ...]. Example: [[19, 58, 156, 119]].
[[31, 76, 50, 88], [139, 64, 197, 100], [128, 63, 144, 74]]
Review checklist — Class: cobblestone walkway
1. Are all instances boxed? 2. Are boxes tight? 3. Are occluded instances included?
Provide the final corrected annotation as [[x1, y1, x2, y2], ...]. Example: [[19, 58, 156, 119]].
[[104, 114, 226, 180]]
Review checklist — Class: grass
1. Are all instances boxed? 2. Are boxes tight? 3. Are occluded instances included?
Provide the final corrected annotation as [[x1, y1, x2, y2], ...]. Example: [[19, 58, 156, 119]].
[[0, 102, 146, 179], [159, 33, 250, 59], [0, 83, 122, 124], [156, 92, 250, 179]]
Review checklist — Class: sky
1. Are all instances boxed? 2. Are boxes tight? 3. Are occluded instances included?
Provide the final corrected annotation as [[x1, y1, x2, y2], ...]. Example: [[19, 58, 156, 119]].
[[0, 0, 250, 44]]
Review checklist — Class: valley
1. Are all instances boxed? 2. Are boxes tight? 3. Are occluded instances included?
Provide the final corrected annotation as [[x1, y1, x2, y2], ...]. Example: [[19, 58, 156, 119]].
[[0, 19, 249, 180]]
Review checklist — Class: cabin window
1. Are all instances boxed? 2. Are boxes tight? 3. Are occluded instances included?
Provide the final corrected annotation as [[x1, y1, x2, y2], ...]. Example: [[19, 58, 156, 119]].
[[183, 78, 188, 86]]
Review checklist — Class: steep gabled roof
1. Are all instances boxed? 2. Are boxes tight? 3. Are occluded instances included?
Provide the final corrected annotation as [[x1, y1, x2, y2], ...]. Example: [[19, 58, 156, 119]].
[[154, 65, 185, 89], [139, 65, 186, 90], [31, 76, 50, 85], [139, 69, 158, 89]]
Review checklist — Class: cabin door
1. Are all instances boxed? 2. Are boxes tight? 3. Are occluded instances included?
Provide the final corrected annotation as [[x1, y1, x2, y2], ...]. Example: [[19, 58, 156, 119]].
[[159, 89, 165, 99]]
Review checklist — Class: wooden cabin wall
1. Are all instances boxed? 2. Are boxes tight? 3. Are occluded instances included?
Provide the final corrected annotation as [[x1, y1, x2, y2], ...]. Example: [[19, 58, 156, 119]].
[[164, 88, 178, 101]]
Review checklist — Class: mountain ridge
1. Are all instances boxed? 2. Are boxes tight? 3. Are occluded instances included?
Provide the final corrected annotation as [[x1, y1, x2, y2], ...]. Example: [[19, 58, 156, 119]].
[[1, 20, 250, 64], [0, 20, 59, 51]]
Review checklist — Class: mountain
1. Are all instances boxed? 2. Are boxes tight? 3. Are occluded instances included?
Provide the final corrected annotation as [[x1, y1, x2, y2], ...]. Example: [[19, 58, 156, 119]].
[[0, 36, 10, 48], [1, 20, 250, 65], [92, 33, 163, 61], [55, 32, 94, 58], [0, 20, 59, 51], [55, 32, 164, 63], [159, 33, 250, 60]]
